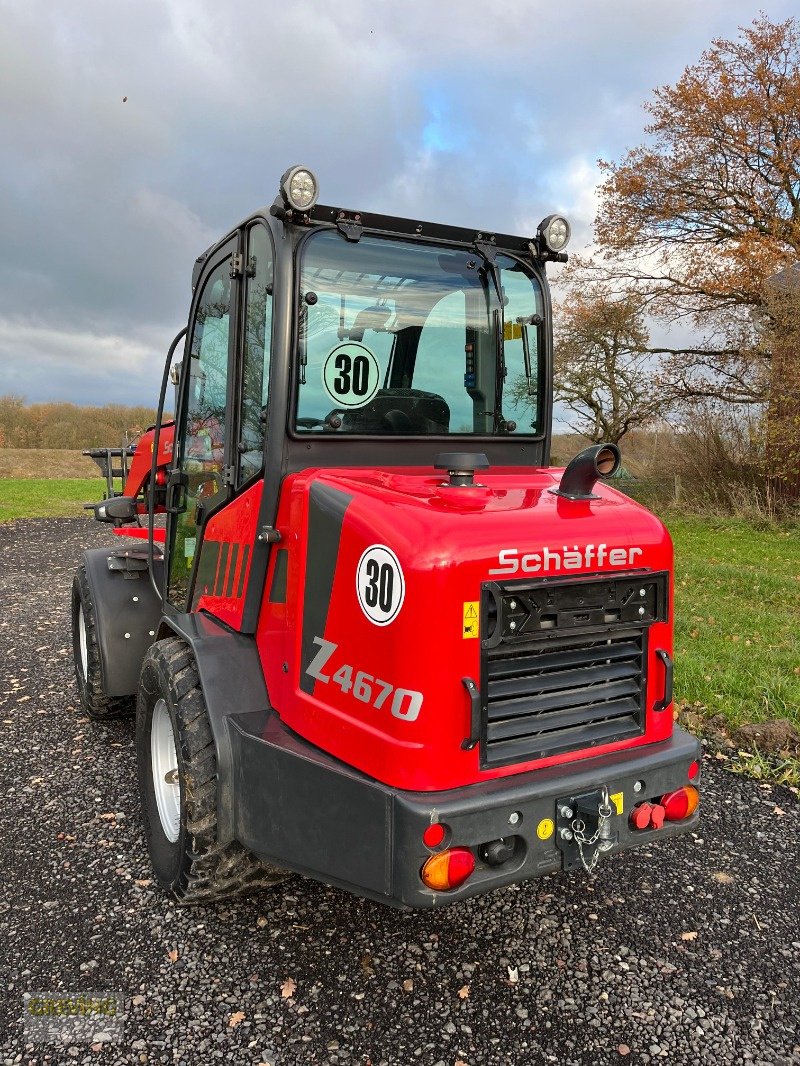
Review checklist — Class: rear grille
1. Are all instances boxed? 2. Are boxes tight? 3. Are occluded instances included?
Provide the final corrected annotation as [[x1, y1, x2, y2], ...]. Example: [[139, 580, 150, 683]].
[[480, 572, 667, 768]]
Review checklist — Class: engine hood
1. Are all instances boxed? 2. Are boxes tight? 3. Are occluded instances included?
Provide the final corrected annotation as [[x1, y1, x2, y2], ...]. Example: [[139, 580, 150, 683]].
[[315, 465, 669, 573], [259, 465, 674, 791]]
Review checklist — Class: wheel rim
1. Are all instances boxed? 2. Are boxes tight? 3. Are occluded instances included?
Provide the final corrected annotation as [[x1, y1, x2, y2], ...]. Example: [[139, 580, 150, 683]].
[[78, 607, 88, 680], [151, 699, 181, 843]]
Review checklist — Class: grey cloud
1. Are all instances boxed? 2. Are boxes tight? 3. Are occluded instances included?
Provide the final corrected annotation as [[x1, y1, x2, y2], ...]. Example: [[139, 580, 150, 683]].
[[0, 0, 796, 404]]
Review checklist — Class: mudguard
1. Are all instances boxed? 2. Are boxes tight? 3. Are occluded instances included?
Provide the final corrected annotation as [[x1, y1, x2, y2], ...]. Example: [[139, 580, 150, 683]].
[[158, 612, 270, 844], [81, 548, 163, 698]]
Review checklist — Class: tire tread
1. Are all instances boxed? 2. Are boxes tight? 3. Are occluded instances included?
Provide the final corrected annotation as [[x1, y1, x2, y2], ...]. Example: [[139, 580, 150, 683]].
[[140, 636, 287, 904]]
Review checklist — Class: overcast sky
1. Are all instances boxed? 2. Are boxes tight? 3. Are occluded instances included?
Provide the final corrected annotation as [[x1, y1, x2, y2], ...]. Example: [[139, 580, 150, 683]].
[[0, 0, 796, 407]]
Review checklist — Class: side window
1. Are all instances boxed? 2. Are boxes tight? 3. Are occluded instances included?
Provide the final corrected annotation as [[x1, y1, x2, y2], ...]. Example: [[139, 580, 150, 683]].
[[500, 258, 544, 435], [238, 224, 274, 485], [412, 291, 472, 433]]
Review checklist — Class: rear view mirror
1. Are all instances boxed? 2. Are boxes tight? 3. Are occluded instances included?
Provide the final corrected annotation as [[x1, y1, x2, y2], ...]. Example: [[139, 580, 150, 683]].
[[86, 496, 138, 524]]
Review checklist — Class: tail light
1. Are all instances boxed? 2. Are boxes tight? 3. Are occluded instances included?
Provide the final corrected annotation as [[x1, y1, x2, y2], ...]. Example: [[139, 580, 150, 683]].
[[660, 786, 699, 821], [421, 848, 475, 891]]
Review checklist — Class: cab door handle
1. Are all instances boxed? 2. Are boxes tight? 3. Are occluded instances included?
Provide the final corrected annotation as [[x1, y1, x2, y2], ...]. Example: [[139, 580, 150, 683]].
[[166, 468, 188, 515]]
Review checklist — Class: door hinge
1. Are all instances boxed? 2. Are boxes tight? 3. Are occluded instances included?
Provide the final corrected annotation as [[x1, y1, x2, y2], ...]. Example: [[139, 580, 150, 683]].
[[257, 525, 281, 544], [336, 213, 363, 242], [230, 253, 256, 279]]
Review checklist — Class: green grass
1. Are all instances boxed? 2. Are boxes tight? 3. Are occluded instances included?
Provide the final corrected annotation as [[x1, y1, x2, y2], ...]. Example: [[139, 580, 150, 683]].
[[669, 515, 800, 734], [0, 478, 106, 521]]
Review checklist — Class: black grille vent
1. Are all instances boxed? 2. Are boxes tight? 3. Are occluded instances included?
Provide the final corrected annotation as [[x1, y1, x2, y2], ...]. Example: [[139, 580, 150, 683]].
[[479, 572, 667, 769]]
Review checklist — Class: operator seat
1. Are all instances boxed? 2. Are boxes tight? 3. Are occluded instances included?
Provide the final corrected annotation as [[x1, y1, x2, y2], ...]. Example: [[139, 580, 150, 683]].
[[340, 389, 450, 434]]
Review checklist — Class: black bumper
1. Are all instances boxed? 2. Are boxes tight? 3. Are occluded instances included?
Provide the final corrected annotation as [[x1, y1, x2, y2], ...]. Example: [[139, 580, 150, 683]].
[[230, 712, 701, 909]]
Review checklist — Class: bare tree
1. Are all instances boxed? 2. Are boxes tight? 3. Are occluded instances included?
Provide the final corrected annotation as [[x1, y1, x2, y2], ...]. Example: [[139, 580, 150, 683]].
[[543, 283, 674, 444]]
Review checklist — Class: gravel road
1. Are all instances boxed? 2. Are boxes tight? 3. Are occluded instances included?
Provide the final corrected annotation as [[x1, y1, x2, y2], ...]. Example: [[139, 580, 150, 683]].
[[1, 518, 798, 1066]]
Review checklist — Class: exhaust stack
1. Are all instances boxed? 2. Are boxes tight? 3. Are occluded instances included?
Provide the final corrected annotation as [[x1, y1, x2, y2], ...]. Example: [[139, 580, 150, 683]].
[[551, 443, 621, 500]]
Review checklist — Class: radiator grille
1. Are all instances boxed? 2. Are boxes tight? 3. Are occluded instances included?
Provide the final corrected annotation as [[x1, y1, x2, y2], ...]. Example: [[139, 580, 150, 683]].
[[482, 628, 646, 767]]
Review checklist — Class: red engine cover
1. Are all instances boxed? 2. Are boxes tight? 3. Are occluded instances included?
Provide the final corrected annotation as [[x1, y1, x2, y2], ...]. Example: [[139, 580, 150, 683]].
[[257, 467, 675, 792]]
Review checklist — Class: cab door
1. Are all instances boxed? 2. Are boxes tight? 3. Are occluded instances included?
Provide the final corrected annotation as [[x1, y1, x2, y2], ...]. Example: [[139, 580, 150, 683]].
[[185, 221, 277, 627], [165, 238, 238, 608]]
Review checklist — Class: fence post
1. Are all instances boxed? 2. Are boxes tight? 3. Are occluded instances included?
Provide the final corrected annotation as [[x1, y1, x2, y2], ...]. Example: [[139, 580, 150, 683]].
[[674, 474, 682, 504]]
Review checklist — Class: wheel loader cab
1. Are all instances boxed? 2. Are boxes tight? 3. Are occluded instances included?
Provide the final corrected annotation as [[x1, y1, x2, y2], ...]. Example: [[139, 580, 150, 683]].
[[161, 207, 551, 630]]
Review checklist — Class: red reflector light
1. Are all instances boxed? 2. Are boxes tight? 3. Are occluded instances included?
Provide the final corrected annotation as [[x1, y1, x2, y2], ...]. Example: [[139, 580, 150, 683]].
[[155, 469, 167, 486], [421, 847, 475, 891], [422, 823, 446, 848], [688, 760, 700, 782], [660, 786, 699, 821]]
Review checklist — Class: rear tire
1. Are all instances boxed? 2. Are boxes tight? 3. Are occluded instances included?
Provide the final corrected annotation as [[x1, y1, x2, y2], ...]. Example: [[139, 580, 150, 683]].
[[137, 636, 288, 903], [71, 565, 134, 720]]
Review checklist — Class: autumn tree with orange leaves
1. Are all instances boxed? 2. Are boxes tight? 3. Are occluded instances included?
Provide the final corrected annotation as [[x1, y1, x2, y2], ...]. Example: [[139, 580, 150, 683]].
[[591, 15, 800, 406], [557, 15, 800, 497]]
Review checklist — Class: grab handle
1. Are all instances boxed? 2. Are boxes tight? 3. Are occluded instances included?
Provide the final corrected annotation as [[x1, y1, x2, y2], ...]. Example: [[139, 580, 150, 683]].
[[654, 650, 673, 713]]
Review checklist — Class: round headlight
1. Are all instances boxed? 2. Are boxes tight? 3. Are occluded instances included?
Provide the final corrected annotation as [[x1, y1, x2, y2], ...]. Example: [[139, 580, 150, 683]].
[[538, 214, 571, 253], [280, 165, 319, 212]]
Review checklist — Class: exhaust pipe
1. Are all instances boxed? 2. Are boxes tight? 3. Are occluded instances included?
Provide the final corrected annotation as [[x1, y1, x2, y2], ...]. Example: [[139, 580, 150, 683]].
[[551, 443, 621, 500]]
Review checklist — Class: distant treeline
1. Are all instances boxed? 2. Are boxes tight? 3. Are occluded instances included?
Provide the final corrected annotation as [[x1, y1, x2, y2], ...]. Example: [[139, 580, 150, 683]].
[[0, 396, 162, 450]]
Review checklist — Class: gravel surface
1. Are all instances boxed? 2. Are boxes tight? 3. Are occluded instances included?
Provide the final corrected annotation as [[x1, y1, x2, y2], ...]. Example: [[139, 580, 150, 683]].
[[1, 518, 798, 1066]]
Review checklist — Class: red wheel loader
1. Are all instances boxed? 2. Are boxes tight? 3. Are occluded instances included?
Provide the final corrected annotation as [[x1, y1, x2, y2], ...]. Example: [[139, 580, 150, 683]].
[[71, 165, 700, 907]]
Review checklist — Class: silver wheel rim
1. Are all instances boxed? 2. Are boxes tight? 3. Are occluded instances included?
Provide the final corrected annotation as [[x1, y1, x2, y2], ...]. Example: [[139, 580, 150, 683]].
[[78, 607, 88, 680], [151, 699, 181, 843]]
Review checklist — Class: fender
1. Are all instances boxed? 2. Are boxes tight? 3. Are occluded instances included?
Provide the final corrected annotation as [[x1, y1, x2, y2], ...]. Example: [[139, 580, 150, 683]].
[[80, 548, 163, 698], [158, 611, 270, 844]]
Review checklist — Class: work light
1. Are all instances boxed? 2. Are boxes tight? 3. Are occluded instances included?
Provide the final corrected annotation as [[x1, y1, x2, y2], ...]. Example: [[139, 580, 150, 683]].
[[280, 165, 319, 212], [538, 214, 571, 253]]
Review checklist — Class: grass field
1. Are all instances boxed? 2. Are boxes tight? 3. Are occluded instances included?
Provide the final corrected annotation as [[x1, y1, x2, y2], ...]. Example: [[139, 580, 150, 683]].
[[0, 448, 100, 479], [0, 478, 105, 521], [670, 515, 800, 735]]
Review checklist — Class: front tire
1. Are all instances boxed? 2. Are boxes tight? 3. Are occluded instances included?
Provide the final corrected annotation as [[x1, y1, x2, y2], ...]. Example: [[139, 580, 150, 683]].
[[71, 565, 134, 720], [136, 637, 288, 903]]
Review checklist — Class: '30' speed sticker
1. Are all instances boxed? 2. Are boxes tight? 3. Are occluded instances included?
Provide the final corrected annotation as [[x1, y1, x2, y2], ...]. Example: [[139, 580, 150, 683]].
[[322, 343, 380, 408], [356, 545, 405, 626]]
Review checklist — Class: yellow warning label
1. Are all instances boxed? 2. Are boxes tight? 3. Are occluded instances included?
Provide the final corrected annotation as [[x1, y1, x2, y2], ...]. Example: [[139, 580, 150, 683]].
[[537, 817, 554, 840], [610, 791, 624, 816], [503, 321, 523, 341], [463, 601, 479, 639]]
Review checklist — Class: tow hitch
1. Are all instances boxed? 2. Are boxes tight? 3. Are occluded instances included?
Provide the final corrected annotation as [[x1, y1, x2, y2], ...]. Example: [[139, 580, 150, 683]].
[[555, 786, 616, 873]]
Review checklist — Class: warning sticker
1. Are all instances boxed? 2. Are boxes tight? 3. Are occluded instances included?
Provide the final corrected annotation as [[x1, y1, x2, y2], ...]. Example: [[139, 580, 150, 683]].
[[463, 601, 479, 639], [537, 817, 554, 841], [322, 342, 380, 408], [609, 791, 624, 816]]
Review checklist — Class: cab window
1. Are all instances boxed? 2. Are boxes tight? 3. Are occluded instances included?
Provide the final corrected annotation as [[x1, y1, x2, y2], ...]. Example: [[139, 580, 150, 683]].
[[238, 224, 274, 485]]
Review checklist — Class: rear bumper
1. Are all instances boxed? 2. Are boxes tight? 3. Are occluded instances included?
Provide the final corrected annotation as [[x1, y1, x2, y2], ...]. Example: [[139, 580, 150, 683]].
[[230, 713, 701, 909]]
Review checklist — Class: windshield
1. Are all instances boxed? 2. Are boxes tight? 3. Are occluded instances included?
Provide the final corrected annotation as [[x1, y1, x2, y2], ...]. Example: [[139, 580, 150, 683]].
[[294, 230, 544, 436]]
